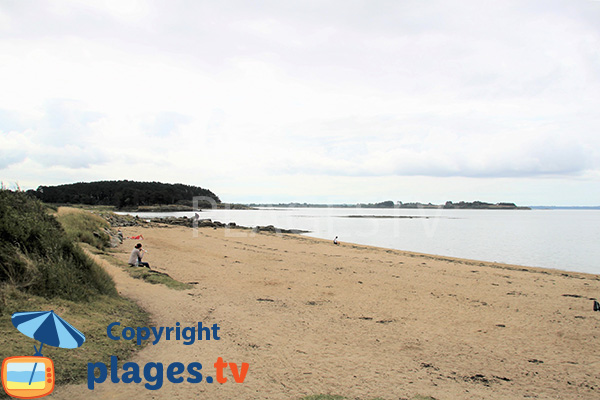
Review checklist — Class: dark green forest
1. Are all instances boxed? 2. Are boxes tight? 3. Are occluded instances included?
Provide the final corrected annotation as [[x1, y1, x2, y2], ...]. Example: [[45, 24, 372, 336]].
[[28, 180, 220, 209]]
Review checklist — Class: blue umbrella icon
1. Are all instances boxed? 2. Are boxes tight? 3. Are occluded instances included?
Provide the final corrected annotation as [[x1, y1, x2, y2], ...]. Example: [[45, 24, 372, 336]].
[[11, 311, 86, 386]]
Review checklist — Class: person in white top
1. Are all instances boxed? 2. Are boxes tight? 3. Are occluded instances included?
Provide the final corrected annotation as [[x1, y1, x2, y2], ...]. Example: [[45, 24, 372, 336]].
[[128, 243, 150, 268]]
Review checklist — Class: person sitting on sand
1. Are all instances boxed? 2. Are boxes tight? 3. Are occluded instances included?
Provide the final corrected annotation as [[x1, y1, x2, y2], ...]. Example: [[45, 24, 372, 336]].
[[129, 243, 150, 268], [333, 236, 339, 245]]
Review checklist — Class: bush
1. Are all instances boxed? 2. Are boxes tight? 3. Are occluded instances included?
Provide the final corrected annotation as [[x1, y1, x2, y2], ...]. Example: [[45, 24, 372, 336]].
[[0, 190, 116, 302]]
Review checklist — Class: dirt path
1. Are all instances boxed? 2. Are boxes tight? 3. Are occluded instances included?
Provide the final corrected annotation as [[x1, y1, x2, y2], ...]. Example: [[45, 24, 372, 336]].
[[53, 225, 600, 399]]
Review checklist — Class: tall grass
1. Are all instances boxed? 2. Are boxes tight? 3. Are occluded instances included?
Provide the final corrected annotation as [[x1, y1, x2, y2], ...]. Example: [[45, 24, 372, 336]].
[[0, 190, 116, 302], [55, 207, 111, 249]]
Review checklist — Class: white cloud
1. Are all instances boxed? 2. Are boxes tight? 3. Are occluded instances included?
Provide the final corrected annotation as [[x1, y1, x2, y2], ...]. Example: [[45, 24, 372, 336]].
[[1, 0, 599, 204]]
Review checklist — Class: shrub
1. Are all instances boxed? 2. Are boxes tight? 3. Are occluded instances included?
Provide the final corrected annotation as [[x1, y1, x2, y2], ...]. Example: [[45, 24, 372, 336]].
[[0, 190, 116, 302]]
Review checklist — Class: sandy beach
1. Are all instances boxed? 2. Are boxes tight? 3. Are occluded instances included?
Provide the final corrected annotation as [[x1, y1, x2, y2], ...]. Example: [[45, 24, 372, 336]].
[[54, 224, 600, 400]]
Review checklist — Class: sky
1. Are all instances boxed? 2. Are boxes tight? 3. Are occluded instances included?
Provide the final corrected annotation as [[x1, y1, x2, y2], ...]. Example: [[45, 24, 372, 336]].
[[1, 0, 599, 205]]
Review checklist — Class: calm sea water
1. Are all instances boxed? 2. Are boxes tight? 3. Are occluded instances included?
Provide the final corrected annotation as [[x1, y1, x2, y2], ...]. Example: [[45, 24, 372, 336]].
[[123, 208, 600, 275]]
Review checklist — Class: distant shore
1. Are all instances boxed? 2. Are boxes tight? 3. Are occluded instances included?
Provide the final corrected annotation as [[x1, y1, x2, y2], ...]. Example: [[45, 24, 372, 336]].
[[55, 223, 599, 400], [248, 200, 531, 210]]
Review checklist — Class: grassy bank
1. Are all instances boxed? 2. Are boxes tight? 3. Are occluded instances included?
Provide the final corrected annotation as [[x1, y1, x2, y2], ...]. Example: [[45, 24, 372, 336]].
[[55, 207, 112, 250], [0, 190, 149, 396], [57, 206, 192, 290]]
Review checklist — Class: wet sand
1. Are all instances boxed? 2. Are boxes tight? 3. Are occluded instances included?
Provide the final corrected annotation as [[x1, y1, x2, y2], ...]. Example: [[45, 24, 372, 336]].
[[54, 224, 600, 399]]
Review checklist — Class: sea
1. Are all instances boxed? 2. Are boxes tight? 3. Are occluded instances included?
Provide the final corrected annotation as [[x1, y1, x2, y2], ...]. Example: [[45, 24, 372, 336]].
[[121, 208, 600, 275]]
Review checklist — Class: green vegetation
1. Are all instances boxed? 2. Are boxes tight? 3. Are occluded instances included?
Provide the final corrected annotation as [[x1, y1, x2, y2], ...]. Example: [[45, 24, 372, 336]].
[[28, 180, 220, 209], [96, 249, 192, 291], [443, 200, 528, 210], [0, 190, 149, 393], [0, 288, 149, 389], [0, 191, 115, 301], [124, 266, 192, 290], [55, 207, 111, 250]]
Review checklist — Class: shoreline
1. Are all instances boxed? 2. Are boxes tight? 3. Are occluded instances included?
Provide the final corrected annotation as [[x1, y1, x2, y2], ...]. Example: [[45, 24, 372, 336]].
[[292, 232, 600, 281], [109, 208, 599, 276]]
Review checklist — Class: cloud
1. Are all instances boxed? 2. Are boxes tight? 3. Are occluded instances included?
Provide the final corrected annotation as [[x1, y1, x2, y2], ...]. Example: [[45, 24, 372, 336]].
[[0, 109, 27, 132], [0, 131, 31, 168], [0, 100, 109, 169], [141, 112, 192, 137], [273, 115, 598, 178], [38, 99, 105, 145], [0, 149, 26, 170], [36, 145, 109, 169], [1, 1, 600, 204]]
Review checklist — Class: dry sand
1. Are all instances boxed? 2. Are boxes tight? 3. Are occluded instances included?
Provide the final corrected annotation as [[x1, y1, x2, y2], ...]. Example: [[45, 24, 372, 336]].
[[54, 225, 600, 399]]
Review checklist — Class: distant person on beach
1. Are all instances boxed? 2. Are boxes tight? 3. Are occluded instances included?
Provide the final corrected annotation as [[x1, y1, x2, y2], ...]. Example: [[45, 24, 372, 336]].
[[333, 236, 339, 245], [129, 243, 150, 268]]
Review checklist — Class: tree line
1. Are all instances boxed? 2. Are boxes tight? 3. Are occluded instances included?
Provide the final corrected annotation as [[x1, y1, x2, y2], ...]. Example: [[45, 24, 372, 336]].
[[28, 180, 221, 209]]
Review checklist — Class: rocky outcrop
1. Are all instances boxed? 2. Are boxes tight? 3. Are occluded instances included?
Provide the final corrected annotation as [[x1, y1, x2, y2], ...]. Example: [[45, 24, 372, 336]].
[[251, 225, 308, 234], [101, 213, 150, 227], [99, 213, 306, 234]]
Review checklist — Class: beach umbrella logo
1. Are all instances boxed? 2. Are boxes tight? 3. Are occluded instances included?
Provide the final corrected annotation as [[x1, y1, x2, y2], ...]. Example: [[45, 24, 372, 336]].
[[1, 310, 86, 399]]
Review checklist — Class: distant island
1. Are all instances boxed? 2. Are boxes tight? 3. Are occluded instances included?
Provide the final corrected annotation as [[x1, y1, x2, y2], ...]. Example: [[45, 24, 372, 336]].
[[248, 200, 531, 210]]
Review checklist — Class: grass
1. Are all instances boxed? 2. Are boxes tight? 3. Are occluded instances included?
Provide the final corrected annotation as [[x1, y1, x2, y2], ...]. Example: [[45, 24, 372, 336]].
[[0, 286, 149, 395], [125, 267, 193, 290], [0, 191, 116, 301], [0, 190, 150, 398], [55, 207, 112, 250], [57, 206, 191, 290], [92, 248, 193, 291]]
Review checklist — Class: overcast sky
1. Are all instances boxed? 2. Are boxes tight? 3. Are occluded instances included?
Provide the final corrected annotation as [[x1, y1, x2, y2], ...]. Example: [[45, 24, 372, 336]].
[[1, 0, 599, 205]]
